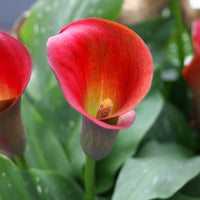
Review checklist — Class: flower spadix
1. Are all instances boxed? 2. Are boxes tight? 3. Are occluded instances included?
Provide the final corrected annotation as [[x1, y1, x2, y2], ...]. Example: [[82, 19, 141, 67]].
[[47, 18, 153, 160], [0, 32, 32, 155], [183, 20, 200, 132]]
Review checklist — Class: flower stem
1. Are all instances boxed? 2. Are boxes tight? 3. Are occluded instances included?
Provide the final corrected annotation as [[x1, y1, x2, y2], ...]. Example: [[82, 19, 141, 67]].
[[84, 156, 96, 200], [14, 154, 28, 170], [171, 0, 185, 68]]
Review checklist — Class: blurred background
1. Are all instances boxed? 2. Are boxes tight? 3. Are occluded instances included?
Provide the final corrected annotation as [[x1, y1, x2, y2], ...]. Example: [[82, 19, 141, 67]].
[[0, 0, 36, 32], [117, 0, 200, 29], [0, 0, 200, 33]]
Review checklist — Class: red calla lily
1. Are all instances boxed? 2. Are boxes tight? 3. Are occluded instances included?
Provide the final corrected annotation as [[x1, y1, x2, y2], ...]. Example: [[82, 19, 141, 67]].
[[0, 32, 32, 155], [183, 20, 200, 131], [192, 20, 200, 55], [47, 18, 153, 160]]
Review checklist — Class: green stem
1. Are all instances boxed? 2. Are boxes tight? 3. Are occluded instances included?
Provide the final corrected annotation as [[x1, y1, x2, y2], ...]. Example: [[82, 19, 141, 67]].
[[84, 156, 96, 200], [14, 154, 29, 170], [171, 0, 185, 68]]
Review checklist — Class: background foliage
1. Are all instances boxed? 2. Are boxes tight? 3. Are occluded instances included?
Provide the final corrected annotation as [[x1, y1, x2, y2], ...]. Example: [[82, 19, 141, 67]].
[[1, 0, 200, 199]]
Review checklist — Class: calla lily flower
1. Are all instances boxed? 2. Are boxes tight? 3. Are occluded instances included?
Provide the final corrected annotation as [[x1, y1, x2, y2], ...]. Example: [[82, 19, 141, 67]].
[[47, 18, 153, 160], [183, 20, 200, 131], [0, 32, 32, 155], [192, 20, 200, 55]]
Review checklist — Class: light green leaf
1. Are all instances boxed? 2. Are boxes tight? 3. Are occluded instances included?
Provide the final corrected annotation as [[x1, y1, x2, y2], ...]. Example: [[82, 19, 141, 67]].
[[96, 90, 164, 193], [28, 85, 85, 179], [21, 97, 71, 177], [112, 141, 200, 200]]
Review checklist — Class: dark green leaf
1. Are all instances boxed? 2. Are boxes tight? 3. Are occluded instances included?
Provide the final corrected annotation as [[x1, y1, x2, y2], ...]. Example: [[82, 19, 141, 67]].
[[180, 174, 200, 198], [145, 102, 197, 150], [168, 193, 200, 200], [130, 17, 174, 71]]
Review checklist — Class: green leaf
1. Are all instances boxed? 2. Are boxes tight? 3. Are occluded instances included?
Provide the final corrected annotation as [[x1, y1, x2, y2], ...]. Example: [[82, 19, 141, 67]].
[[21, 97, 71, 177], [34, 85, 80, 146], [0, 154, 84, 200], [160, 170, 200, 199], [28, 85, 85, 179], [20, 0, 123, 100], [96, 197, 110, 200], [145, 102, 197, 150], [180, 174, 200, 198], [112, 141, 200, 200], [96, 90, 164, 193]]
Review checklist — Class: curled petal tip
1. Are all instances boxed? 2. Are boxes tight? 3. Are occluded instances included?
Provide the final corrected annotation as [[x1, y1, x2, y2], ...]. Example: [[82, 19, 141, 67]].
[[118, 110, 136, 129]]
